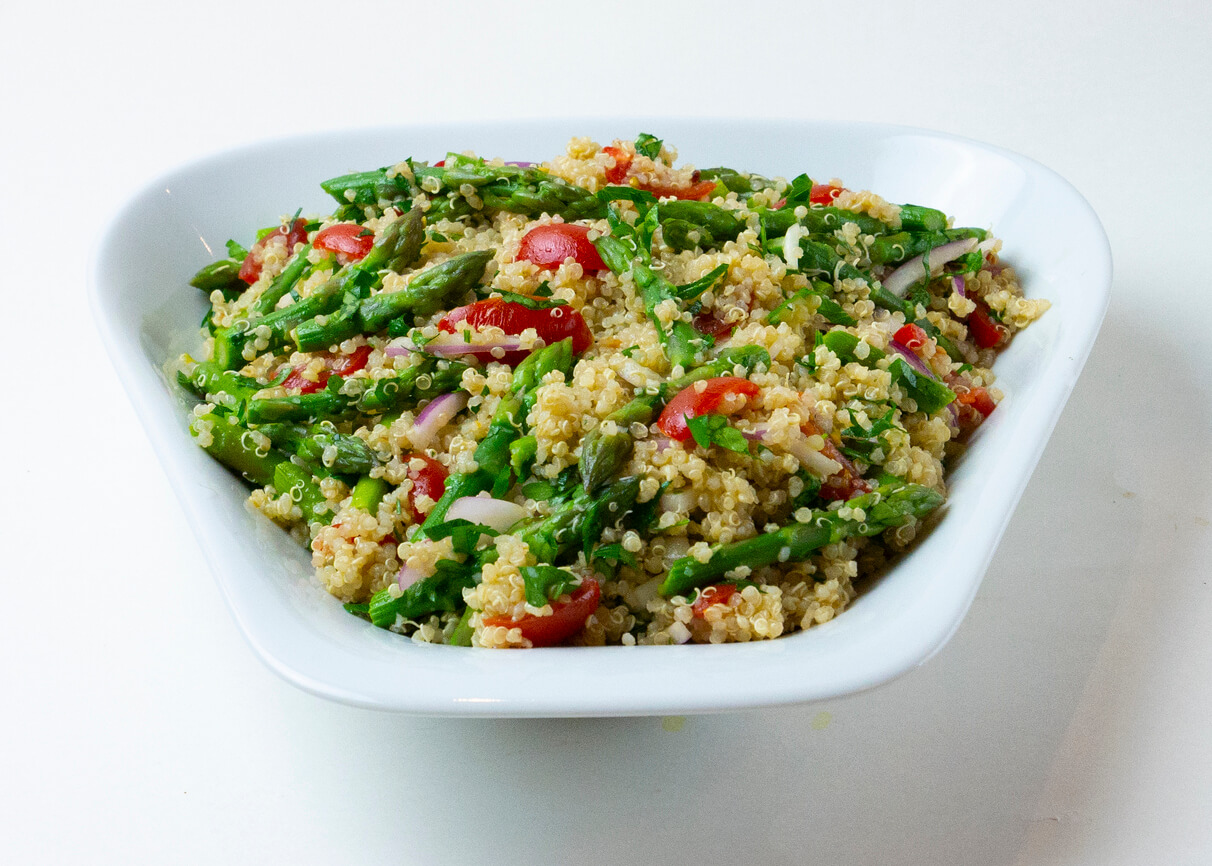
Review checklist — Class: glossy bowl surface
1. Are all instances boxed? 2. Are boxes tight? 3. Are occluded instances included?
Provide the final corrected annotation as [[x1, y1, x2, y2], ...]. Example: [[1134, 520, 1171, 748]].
[[89, 119, 1110, 716]]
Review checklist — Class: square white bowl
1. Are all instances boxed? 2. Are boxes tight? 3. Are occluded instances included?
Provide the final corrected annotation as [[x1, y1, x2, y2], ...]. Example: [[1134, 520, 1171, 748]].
[[89, 119, 1110, 717]]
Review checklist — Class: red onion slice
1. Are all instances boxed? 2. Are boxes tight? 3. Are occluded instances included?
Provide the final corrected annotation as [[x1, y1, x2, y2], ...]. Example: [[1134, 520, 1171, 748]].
[[398, 563, 429, 590], [888, 338, 936, 379], [410, 391, 469, 450], [445, 496, 528, 533], [881, 237, 979, 298], [423, 332, 525, 360], [952, 274, 966, 297]]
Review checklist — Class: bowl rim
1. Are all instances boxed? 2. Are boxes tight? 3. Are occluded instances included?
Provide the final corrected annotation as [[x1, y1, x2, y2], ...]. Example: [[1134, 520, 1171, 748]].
[[88, 117, 1112, 716]]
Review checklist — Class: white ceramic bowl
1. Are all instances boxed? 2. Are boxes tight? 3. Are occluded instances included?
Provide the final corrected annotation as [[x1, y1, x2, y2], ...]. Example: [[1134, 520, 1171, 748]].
[[89, 119, 1110, 717]]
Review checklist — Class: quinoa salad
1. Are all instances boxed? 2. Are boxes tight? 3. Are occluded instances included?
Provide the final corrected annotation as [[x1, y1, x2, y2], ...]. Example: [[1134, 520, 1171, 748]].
[[177, 133, 1048, 648]]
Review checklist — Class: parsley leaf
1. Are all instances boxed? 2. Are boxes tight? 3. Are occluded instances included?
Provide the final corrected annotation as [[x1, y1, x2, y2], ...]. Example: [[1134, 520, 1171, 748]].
[[519, 565, 581, 607], [494, 289, 567, 310], [591, 543, 638, 570], [634, 133, 664, 159], [686, 414, 751, 455], [674, 263, 728, 302], [781, 173, 816, 207], [225, 239, 249, 260], [423, 518, 499, 555]]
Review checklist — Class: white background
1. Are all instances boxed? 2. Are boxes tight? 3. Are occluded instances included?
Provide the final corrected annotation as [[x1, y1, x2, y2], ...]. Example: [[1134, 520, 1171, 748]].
[[3, 1, 1210, 863]]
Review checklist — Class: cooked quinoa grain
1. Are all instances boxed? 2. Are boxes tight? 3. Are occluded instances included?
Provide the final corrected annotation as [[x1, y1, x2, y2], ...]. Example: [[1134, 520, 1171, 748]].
[[179, 133, 1047, 648]]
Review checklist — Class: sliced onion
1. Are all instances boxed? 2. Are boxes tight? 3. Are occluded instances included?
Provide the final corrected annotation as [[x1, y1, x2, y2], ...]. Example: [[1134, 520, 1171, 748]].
[[746, 423, 841, 477], [881, 237, 979, 298], [888, 338, 935, 379], [660, 489, 699, 513], [423, 331, 525, 360], [410, 391, 469, 450], [952, 274, 966, 297], [504, 161, 536, 167], [445, 495, 528, 533], [398, 563, 429, 590]]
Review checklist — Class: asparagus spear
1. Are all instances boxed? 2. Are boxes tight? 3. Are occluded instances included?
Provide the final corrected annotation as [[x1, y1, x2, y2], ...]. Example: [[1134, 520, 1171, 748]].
[[659, 479, 943, 597], [356, 249, 492, 334], [594, 234, 707, 369], [212, 210, 424, 368], [292, 209, 428, 352], [414, 339, 576, 535], [578, 345, 771, 492]]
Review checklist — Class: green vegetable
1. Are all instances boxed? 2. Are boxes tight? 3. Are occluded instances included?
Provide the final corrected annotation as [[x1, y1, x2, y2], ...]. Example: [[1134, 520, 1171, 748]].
[[889, 358, 956, 414], [685, 414, 751, 455], [634, 133, 663, 159], [519, 565, 580, 607], [660, 478, 943, 597]]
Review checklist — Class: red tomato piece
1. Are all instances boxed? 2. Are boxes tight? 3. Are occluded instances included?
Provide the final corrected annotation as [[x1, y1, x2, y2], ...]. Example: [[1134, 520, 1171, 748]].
[[968, 304, 1006, 349], [517, 223, 605, 272], [602, 146, 633, 184], [406, 454, 448, 518], [692, 583, 738, 618], [809, 184, 844, 205], [894, 323, 930, 352], [433, 159, 446, 167], [692, 310, 736, 341], [438, 299, 593, 364], [483, 578, 602, 647], [801, 420, 874, 502], [637, 178, 718, 201], [239, 218, 309, 284], [657, 377, 761, 442], [957, 386, 997, 418], [280, 345, 372, 395], [314, 223, 374, 261]]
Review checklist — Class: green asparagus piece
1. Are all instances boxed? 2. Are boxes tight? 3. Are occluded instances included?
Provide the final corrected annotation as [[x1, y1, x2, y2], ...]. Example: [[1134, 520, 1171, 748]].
[[274, 460, 333, 525], [660, 479, 944, 597], [367, 559, 479, 629], [258, 422, 377, 476], [594, 234, 706, 369], [897, 204, 948, 233], [212, 211, 423, 368], [177, 362, 265, 406], [869, 228, 986, 266], [760, 206, 888, 239], [352, 357, 469, 416], [358, 249, 492, 332], [245, 379, 347, 425], [578, 345, 771, 491], [414, 340, 576, 536], [292, 210, 427, 351], [351, 475, 389, 513], [516, 475, 643, 564], [188, 412, 284, 487], [189, 258, 244, 297], [253, 243, 313, 316], [822, 330, 886, 366]]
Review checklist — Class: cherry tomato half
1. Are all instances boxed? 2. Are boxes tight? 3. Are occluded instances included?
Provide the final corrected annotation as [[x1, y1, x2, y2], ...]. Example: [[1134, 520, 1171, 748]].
[[692, 583, 738, 618], [280, 344, 372, 394], [657, 377, 761, 442], [968, 304, 1006, 349], [603, 146, 633, 184], [314, 223, 374, 261], [517, 223, 605, 272], [893, 323, 930, 351], [239, 218, 309, 284], [809, 184, 844, 205], [405, 454, 448, 519], [483, 578, 601, 647], [438, 299, 593, 364]]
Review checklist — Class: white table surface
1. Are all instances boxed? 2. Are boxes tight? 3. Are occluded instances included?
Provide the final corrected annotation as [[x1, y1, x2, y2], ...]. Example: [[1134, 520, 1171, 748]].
[[4, 1, 1210, 862]]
